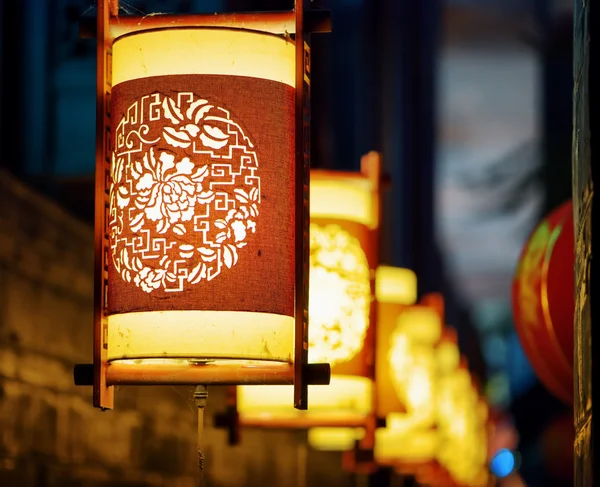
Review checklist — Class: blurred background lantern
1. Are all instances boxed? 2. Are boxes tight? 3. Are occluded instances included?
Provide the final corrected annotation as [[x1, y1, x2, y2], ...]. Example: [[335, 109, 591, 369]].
[[374, 296, 444, 473], [512, 200, 574, 404], [308, 265, 418, 451], [237, 153, 381, 429], [436, 359, 489, 487]]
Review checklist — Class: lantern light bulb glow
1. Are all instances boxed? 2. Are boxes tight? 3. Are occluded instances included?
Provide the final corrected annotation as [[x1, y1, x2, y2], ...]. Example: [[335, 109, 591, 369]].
[[308, 223, 371, 366]]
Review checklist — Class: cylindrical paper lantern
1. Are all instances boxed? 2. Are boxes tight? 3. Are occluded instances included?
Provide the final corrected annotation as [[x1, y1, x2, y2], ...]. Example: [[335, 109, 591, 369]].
[[310, 265, 417, 451], [437, 362, 488, 487], [237, 162, 380, 427], [374, 300, 443, 471], [375, 266, 418, 418], [512, 200, 574, 403], [388, 306, 442, 426], [107, 29, 296, 363]]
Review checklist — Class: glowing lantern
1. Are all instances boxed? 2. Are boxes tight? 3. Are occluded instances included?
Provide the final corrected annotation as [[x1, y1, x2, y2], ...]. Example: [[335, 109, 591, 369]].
[[436, 361, 489, 487], [387, 306, 441, 424], [74, 1, 332, 410], [237, 153, 382, 428], [512, 200, 574, 404], [436, 326, 460, 376], [309, 265, 418, 451], [374, 298, 443, 471]]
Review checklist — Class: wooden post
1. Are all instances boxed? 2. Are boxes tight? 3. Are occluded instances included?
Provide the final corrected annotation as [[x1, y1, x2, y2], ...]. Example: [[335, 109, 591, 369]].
[[572, 0, 594, 484]]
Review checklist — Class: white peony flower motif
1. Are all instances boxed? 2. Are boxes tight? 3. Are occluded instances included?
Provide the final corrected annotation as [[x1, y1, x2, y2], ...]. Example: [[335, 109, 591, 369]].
[[130, 149, 212, 234]]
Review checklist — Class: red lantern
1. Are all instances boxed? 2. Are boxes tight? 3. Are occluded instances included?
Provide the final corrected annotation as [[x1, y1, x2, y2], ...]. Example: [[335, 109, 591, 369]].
[[512, 200, 574, 404]]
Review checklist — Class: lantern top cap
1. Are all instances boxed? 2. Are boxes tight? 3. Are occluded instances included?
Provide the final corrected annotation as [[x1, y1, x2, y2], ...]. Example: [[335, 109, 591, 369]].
[[395, 305, 443, 345], [375, 266, 417, 305]]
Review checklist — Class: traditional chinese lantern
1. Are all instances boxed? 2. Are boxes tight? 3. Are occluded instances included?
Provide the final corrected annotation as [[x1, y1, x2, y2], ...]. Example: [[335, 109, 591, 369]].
[[436, 360, 489, 487], [308, 265, 418, 451], [74, 1, 332, 411], [436, 326, 460, 376], [374, 297, 444, 472], [236, 153, 382, 428], [512, 200, 574, 404]]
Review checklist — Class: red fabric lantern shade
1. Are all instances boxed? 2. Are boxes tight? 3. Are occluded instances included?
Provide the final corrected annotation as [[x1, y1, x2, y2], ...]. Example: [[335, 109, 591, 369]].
[[512, 200, 574, 404]]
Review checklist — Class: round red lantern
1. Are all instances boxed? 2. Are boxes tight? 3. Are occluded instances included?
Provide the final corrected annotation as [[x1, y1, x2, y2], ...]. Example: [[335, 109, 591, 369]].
[[512, 200, 574, 404]]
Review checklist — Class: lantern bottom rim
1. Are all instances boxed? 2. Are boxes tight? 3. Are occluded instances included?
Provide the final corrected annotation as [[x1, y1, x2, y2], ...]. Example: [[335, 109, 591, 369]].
[[237, 375, 373, 425], [106, 310, 294, 363]]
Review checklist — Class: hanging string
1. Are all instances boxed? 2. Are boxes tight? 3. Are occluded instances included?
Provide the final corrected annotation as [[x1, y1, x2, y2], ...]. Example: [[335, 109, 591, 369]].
[[194, 385, 209, 487]]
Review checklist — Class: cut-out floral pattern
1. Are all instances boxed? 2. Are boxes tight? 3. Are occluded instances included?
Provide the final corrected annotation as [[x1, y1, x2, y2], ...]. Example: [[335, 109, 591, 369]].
[[109, 93, 260, 293]]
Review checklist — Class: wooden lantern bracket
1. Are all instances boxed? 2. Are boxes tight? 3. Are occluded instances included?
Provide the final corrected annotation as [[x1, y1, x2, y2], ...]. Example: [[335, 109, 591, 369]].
[[76, 0, 331, 411]]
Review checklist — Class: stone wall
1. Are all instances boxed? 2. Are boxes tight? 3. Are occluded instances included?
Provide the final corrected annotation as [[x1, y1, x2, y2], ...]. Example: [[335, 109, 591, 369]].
[[0, 170, 346, 487]]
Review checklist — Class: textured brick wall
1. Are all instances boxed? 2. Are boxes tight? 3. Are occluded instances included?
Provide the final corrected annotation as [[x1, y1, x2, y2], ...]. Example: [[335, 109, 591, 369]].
[[0, 170, 346, 487], [572, 0, 594, 485]]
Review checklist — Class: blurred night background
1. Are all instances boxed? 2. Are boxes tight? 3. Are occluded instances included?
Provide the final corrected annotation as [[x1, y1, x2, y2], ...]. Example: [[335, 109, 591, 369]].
[[0, 0, 580, 486]]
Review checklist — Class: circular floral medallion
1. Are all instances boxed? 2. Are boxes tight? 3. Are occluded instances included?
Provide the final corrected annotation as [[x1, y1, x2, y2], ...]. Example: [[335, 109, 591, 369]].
[[109, 93, 260, 293], [308, 223, 371, 366]]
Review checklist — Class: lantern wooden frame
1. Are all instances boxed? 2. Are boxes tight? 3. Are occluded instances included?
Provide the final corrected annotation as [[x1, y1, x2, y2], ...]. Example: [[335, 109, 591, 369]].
[[214, 153, 384, 447], [73, 0, 331, 411]]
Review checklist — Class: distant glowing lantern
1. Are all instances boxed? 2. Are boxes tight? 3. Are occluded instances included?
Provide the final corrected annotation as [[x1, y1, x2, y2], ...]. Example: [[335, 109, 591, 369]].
[[512, 200, 574, 404], [237, 153, 382, 428], [374, 298, 443, 470], [74, 1, 332, 411], [436, 326, 460, 376], [309, 265, 418, 451], [388, 306, 442, 425], [436, 361, 489, 487]]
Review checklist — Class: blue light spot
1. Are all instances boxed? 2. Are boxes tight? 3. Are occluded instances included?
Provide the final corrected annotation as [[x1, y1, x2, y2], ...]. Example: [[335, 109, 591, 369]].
[[490, 448, 516, 477]]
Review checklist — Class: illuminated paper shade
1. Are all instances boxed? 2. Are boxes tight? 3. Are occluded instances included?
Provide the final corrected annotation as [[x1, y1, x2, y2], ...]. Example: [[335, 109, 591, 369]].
[[375, 266, 419, 418], [373, 303, 443, 468], [106, 29, 296, 363], [310, 266, 418, 451], [237, 164, 380, 426], [436, 364, 489, 487], [388, 306, 442, 426]]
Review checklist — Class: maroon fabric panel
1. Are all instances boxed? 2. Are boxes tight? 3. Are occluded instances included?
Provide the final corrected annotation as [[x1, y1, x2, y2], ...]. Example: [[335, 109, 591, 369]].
[[107, 74, 295, 317]]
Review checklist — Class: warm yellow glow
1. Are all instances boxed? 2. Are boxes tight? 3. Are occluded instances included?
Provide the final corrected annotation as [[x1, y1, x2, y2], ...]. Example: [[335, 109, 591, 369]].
[[387, 307, 442, 425], [308, 427, 365, 451], [375, 421, 439, 463], [375, 266, 417, 305], [308, 223, 371, 365], [107, 311, 293, 362], [108, 28, 295, 364], [237, 376, 372, 420], [436, 341, 460, 375], [436, 368, 488, 486], [395, 307, 442, 344], [113, 28, 295, 87], [310, 177, 377, 229]]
